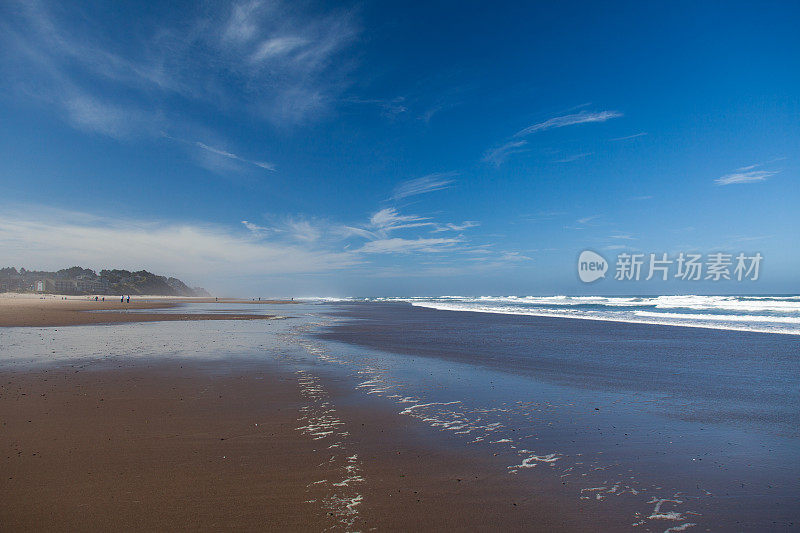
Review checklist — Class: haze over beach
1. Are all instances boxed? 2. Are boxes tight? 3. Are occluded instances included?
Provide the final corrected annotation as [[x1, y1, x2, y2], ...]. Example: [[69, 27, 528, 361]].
[[1, 1, 798, 532]]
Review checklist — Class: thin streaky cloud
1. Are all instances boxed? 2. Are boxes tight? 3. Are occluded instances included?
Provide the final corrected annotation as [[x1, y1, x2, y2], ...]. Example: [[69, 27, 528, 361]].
[[554, 152, 591, 163], [715, 169, 778, 185], [610, 132, 647, 141], [195, 142, 276, 171], [576, 215, 600, 225], [369, 207, 429, 231], [391, 172, 457, 200], [336, 225, 379, 240], [249, 36, 309, 63], [241, 220, 272, 237], [515, 110, 622, 137], [438, 221, 480, 232], [3, 0, 360, 133], [358, 237, 463, 254], [482, 140, 528, 166]]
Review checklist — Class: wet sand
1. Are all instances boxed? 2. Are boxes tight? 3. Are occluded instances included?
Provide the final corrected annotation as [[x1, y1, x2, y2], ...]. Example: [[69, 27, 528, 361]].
[[0, 297, 287, 327], [0, 358, 607, 531]]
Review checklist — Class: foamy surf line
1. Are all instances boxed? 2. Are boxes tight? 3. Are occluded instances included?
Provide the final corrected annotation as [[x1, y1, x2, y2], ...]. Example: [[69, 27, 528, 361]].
[[409, 302, 800, 336]]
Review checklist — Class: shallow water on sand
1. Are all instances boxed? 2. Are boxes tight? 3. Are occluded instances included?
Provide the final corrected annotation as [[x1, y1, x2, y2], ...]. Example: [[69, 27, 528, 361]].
[[311, 302, 799, 531]]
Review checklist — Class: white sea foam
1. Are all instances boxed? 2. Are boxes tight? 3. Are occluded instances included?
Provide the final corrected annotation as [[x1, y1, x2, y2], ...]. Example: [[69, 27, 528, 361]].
[[306, 294, 800, 334], [387, 295, 800, 335], [508, 452, 560, 471]]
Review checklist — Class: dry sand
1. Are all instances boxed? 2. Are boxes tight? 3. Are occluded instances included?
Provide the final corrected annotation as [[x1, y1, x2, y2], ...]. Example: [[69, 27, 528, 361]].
[[0, 296, 293, 327]]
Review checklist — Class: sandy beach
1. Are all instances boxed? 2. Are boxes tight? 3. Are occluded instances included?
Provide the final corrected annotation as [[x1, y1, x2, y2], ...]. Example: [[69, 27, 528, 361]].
[[1, 352, 600, 531], [0, 298, 606, 531], [0, 295, 291, 327]]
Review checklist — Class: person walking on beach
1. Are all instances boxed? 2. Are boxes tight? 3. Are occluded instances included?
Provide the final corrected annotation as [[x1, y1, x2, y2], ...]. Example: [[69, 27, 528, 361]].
[[121, 295, 124, 303], [126, 295, 130, 303]]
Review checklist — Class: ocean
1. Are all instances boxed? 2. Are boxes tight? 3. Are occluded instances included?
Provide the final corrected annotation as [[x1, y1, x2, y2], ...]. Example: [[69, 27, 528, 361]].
[[311, 297, 800, 530], [317, 295, 800, 335]]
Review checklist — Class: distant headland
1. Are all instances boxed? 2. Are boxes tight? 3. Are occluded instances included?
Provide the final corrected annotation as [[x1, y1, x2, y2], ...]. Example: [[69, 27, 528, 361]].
[[0, 266, 209, 297]]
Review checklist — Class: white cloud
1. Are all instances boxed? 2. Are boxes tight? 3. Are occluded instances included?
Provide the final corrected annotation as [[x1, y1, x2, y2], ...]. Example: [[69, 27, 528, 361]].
[[368, 208, 431, 232], [554, 152, 591, 163], [0, 203, 530, 291], [335, 225, 379, 240], [436, 221, 480, 232], [610, 132, 647, 142], [0, 209, 358, 281], [63, 93, 155, 139], [222, 0, 264, 44], [576, 215, 600, 225], [515, 110, 622, 137], [0, 0, 360, 140], [250, 36, 309, 63], [195, 142, 275, 171], [285, 219, 321, 242], [391, 173, 456, 200], [358, 237, 462, 254], [482, 140, 528, 166], [715, 169, 778, 185], [216, 1, 359, 124], [497, 251, 532, 261], [241, 220, 271, 237]]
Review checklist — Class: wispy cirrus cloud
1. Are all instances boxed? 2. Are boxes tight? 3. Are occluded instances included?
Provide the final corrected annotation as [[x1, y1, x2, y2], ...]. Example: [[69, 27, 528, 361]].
[[715, 163, 780, 185], [565, 215, 601, 230], [0, 0, 359, 152], [514, 110, 622, 137], [610, 132, 647, 142], [62, 94, 158, 139], [241, 220, 272, 238], [577, 215, 600, 225], [369, 208, 433, 233], [482, 109, 621, 167], [554, 152, 592, 163], [241, 204, 478, 257], [358, 237, 463, 254], [162, 134, 275, 175], [217, 0, 360, 124], [194, 142, 275, 171], [434, 221, 480, 232], [482, 140, 528, 166], [391, 172, 457, 200]]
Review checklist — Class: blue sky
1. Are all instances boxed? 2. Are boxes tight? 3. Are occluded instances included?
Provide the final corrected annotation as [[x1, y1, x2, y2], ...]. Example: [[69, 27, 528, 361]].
[[0, 0, 797, 296]]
